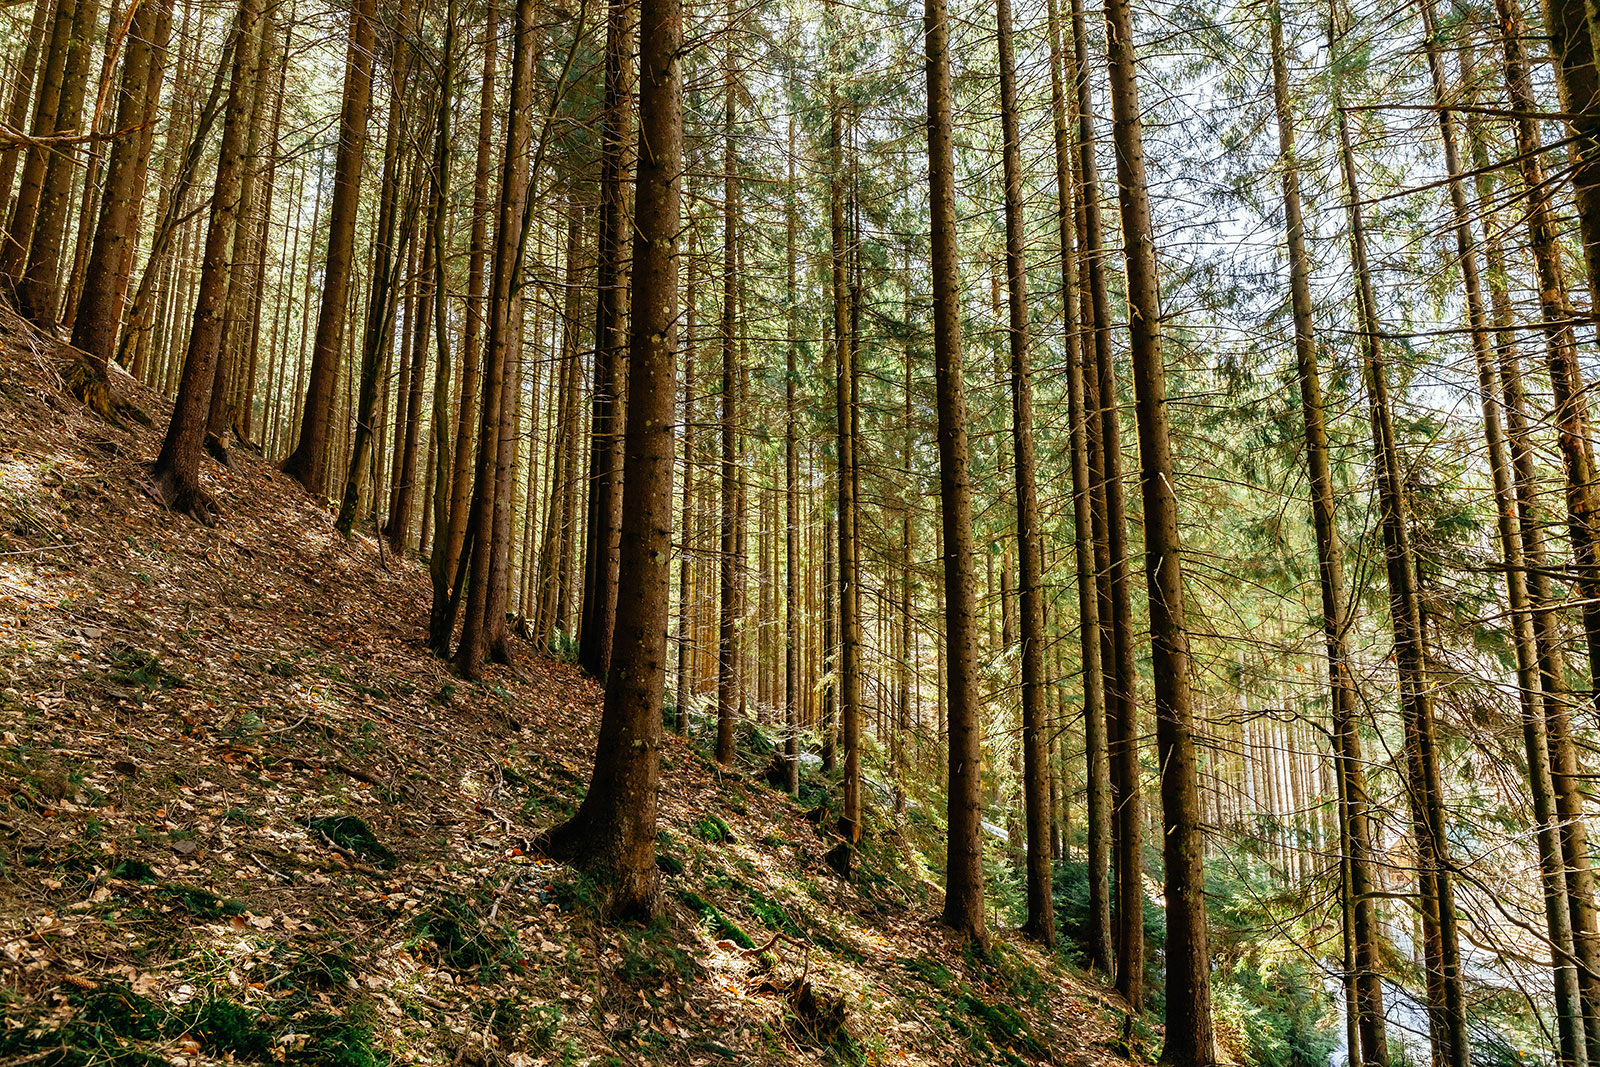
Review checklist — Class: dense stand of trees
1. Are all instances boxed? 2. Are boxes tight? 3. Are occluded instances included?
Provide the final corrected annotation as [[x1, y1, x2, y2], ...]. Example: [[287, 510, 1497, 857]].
[[12, 0, 1600, 1058]]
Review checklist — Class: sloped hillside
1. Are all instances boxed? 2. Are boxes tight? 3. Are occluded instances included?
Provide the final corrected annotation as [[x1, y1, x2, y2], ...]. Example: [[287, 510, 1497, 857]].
[[0, 317, 1134, 1066]]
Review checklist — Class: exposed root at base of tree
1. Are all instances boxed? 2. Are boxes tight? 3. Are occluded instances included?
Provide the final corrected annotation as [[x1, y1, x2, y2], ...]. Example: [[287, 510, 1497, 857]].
[[145, 463, 221, 526], [62, 351, 150, 428]]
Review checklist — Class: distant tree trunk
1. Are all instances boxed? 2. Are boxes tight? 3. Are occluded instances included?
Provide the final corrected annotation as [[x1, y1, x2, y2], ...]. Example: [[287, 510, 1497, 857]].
[[1, 0, 74, 290], [149, 0, 262, 523], [716, 58, 741, 766], [674, 236, 697, 731], [280, 0, 377, 494], [337, 38, 422, 538], [1047, 0, 1109, 975], [927, 0, 986, 947], [1536, 0, 1600, 322], [538, 195, 586, 646], [578, 0, 635, 679], [16, 0, 94, 326], [0, 0, 51, 220], [1069, 0, 1141, 1003], [69, 0, 173, 415], [1422, 9, 1583, 1064], [453, 0, 537, 679], [1267, 2, 1386, 1059], [1103, 0, 1213, 1049], [539, 0, 680, 918], [995, 0, 1051, 946], [431, 8, 497, 654], [1333, 11, 1468, 1062], [425, 0, 460, 641]]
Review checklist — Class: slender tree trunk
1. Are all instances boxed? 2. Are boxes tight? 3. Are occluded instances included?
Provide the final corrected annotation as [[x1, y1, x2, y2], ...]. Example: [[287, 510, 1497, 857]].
[[149, 0, 262, 523], [281, 0, 377, 494], [0, 0, 51, 220], [927, 0, 986, 947], [716, 51, 741, 767], [1102, 0, 1213, 1049], [578, 0, 635, 679], [431, 9, 496, 653], [454, 0, 537, 679], [1266, 4, 1386, 1060], [1333, 11, 1468, 1062], [1047, 0, 1110, 975], [993, 0, 1052, 946], [1069, 0, 1142, 1003]]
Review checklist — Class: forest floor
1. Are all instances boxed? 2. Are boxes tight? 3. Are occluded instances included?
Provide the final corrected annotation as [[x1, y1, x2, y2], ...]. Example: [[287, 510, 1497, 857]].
[[0, 311, 1140, 1067]]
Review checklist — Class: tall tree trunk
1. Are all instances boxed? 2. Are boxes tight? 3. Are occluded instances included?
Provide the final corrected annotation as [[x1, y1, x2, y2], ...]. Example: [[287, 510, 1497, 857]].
[[1266, 3, 1387, 1060], [578, 0, 635, 679], [539, 0, 680, 918], [1102, 0, 1213, 1050], [828, 5, 861, 844], [716, 47, 741, 767], [281, 0, 377, 494], [1047, 0, 1110, 975], [927, 0, 986, 947], [426, 0, 460, 643], [1333, 10, 1468, 1062], [453, 0, 537, 679], [1069, 0, 1142, 1003], [431, 9, 497, 653], [69, 0, 173, 414], [783, 102, 800, 793], [994, 0, 1052, 946], [149, 0, 262, 523]]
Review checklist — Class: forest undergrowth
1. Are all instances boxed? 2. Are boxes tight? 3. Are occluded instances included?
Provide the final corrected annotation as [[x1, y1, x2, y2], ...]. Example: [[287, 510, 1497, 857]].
[[0, 312, 1136, 1065]]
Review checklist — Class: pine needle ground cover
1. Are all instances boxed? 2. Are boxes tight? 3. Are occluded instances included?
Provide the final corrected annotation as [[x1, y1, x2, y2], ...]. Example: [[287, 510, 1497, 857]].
[[0, 321, 1128, 1066]]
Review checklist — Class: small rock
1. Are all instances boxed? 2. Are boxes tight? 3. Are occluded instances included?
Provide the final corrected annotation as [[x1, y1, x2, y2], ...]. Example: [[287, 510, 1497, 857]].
[[110, 758, 139, 778]]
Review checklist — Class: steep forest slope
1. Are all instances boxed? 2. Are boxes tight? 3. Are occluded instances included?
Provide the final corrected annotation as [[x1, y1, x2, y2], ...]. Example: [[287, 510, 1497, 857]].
[[0, 317, 1135, 1064]]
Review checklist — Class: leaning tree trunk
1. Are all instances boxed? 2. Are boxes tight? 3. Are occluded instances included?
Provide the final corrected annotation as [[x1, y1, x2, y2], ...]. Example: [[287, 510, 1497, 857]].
[[538, 0, 681, 919], [1333, 11, 1469, 1063], [149, 0, 262, 523], [69, 0, 173, 417], [280, 0, 377, 494], [1422, 7, 1584, 1061], [1267, 2, 1387, 1060], [927, 0, 986, 948]]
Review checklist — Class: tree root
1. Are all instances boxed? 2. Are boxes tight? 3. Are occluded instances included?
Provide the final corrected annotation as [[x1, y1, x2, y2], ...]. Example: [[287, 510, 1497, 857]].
[[62, 351, 150, 428], [147, 463, 222, 526]]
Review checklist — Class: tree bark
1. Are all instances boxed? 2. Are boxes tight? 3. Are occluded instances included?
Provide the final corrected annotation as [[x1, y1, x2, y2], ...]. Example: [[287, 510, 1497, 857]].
[[927, 0, 986, 947], [540, 0, 679, 919], [149, 0, 262, 523], [280, 0, 377, 494]]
